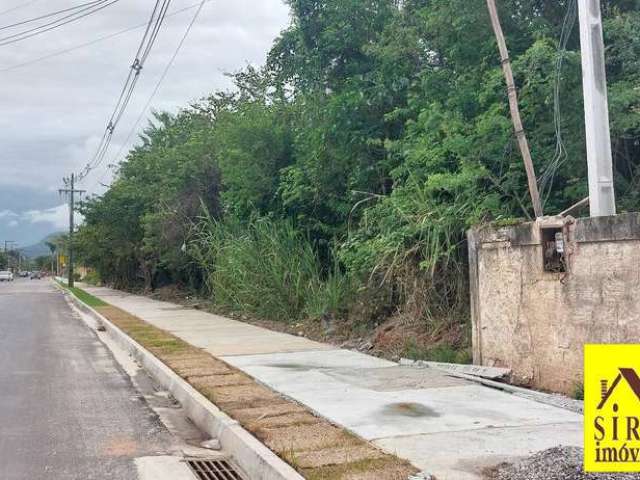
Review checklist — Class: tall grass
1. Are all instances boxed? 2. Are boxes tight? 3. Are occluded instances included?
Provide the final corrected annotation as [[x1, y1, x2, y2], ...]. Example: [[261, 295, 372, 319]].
[[190, 213, 350, 322]]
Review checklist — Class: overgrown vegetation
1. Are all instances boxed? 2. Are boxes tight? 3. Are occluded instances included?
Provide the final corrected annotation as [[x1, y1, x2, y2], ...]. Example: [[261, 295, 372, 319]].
[[76, 1, 640, 357]]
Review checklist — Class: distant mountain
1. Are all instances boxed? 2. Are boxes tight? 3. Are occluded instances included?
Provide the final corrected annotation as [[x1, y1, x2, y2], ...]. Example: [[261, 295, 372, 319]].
[[19, 233, 63, 259]]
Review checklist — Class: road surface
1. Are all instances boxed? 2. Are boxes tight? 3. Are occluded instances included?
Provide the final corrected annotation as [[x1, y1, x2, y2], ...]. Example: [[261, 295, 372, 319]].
[[0, 279, 193, 480]]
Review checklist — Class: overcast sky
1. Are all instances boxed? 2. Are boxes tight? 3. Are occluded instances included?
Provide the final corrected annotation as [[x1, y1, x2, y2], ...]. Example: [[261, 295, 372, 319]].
[[0, 0, 290, 248]]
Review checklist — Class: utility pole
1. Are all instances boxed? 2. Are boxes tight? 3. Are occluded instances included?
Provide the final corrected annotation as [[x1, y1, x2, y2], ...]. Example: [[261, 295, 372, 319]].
[[3, 241, 15, 271], [577, 0, 616, 217], [59, 173, 85, 288], [486, 0, 543, 219]]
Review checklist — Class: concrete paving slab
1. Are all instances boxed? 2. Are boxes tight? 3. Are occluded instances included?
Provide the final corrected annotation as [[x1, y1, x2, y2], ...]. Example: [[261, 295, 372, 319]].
[[373, 422, 583, 480], [223, 348, 396, 370], [83, 285, 584, 480], [221, 357, 581, 440], [83, 286, 332, 356]]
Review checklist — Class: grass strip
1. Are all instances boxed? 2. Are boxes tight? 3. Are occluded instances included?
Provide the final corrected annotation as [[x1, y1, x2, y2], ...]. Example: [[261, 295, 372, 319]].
[[56, 280, 108, 307]]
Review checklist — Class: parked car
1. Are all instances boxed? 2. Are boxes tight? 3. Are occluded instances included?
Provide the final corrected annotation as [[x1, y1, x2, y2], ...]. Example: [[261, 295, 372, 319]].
[[0, 271, 14, 282]]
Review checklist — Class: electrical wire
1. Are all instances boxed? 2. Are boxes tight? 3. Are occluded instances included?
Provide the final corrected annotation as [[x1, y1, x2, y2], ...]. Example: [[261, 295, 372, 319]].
[[0, 2, 207, 73], [92, 0, 171, 166], [0, 0, 103, 31], [78, 0, 169, 177], [86, 0, 208, 189], [0, 0, 121, 47], [77, 0, 175, 182], [538, 0, 578, 206]]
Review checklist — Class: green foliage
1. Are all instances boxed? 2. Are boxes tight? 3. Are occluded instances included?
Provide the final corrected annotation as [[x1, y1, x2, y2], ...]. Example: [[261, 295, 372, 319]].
[[56, 280, 108, 307], [403, 339, 472, 365], [33, 255, 51, 271], [77, 110, 220, 289], [76, 1, 640, 336], [214, 100, 292, 217], [68, 287, 107, 308], [573, 382, 584, 401], [82, 270, 101, 286], [191, 214, 342, 322]]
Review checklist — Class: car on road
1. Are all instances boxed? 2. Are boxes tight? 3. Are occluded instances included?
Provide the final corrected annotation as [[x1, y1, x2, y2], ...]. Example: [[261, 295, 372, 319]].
[[30, 271, 42, 280], [0, 271, 14, 282]]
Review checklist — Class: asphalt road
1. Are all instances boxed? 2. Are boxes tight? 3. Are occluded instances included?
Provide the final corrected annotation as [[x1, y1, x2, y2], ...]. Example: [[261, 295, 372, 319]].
[[0, 279, 179, 480]]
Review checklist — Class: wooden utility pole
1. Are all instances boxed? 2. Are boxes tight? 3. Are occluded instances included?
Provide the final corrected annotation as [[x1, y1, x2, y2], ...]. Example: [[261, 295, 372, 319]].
[[577, 0, 615, 217], [486, 0, 543, 219], [59, 173, 85, 288]]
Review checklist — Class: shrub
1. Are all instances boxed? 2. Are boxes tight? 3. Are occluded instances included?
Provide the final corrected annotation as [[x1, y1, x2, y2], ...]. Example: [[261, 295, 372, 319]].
[[191, 213, 349, 322]]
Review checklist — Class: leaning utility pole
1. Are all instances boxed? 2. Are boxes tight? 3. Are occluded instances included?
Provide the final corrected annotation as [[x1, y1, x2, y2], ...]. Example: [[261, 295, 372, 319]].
[[59, 173, 85, 288], [486, 0, 543, 219], [577, 0, 616, 217]]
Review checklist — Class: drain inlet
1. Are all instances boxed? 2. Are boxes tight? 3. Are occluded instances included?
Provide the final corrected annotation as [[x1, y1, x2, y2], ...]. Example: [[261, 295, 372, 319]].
[[186, 458, 245, 480]]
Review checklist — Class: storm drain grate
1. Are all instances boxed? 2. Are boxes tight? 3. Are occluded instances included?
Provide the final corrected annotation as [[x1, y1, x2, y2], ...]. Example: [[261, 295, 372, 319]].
[[186, 458, 246, 480]]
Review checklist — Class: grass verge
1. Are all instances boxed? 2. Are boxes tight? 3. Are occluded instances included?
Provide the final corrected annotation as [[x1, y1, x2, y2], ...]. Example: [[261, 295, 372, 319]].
[[56, 280, 108, 307], [91, 303, 417, 480]]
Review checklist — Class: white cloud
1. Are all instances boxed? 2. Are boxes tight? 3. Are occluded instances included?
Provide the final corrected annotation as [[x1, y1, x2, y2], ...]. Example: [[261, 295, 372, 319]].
[[7, 219, 18, 227], [0, 210, 18, 218], [0, 0, 290, 243], [0, 0, 290, 193], [22, 204, 70, 230]]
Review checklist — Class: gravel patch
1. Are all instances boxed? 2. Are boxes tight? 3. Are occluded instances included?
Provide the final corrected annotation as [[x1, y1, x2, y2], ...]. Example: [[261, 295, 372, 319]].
[[485, 447, 640, 480]]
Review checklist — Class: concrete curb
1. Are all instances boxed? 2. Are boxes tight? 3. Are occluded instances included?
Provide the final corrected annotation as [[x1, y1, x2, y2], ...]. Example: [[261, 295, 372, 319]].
[[60, 284, 304, 480]]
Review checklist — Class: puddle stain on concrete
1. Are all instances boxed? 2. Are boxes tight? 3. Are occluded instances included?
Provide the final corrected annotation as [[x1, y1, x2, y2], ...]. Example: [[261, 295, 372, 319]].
[[269, 363, 328, 371], [381, 402, 440, 418]]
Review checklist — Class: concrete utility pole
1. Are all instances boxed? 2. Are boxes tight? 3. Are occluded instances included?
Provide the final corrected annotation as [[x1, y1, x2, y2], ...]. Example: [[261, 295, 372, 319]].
[[3, 241, 15, 270], [3, 240, 15, 253], [59, 173, 85, 288], [577, 0, 616, 217], [486, 0, 543, 219]]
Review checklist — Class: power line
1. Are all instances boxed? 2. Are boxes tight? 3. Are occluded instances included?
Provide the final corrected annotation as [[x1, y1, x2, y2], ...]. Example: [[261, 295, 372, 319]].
[[80, 0, 171, 178], [96, 0, 208, 189], [0, 0, 121, 48], [76, 0, 174, 182], [0, 2, 206, 73], [0, 0, 103, 32], [538, 0, 578, 206]]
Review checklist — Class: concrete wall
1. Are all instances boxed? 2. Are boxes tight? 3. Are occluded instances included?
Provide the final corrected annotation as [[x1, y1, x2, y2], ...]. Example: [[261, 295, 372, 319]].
[[468, 213, 640, 394]]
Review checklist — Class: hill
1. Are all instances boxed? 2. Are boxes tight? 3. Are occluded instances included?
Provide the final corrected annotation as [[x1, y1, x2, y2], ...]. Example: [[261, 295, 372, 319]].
[[19, 233, 63, 259]]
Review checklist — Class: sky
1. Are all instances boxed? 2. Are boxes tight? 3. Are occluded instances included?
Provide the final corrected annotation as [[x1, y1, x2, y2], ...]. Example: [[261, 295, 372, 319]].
[[0, 0, 291, 248]]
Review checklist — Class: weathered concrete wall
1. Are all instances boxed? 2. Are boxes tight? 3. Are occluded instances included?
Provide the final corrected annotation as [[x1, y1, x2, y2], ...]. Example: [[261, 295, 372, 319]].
[[468, 213, 640, 394]]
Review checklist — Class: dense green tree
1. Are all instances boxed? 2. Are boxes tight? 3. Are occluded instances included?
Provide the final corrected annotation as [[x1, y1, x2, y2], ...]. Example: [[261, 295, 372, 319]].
[[77, 110, 220, 289], [76, 0, 640, 332]]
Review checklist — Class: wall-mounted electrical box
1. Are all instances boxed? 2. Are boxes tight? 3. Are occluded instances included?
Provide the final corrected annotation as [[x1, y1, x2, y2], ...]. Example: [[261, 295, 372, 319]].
[[541, 226, 566, 273]]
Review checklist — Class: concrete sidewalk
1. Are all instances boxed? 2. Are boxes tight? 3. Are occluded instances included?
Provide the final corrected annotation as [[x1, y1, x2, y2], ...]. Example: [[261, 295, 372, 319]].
[[82, 285, 582, 480]]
